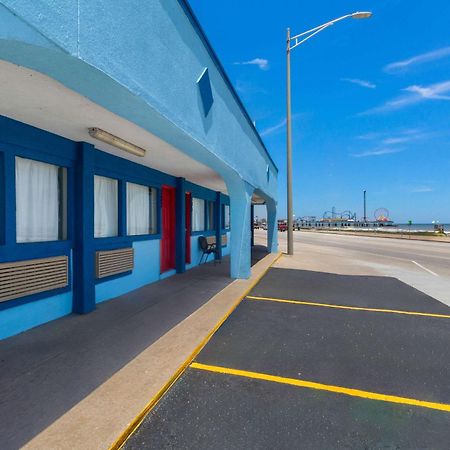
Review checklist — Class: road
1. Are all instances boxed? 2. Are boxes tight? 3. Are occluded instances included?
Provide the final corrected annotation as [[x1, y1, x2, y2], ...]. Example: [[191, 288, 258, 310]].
[[255, 229, 450, 307]]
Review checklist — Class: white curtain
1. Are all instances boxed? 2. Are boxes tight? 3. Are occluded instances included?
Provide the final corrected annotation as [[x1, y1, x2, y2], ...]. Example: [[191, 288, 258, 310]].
[[16, 157, 60, 243], [94, 175, 118, 238], [127, 182, 150, 235], [224, 205, 230, 229], [192, 198, 205, 231], [149, 187, 157, 234]]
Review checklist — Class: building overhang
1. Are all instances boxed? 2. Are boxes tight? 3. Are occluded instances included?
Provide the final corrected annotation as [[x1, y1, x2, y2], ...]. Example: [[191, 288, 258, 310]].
[[0, 60, 227, 193]]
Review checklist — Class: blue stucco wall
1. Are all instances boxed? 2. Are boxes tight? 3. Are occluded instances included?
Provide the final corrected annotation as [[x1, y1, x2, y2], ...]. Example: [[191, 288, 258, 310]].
[[0, 291, 73, 340], [222, 231, 231, 257], [95, 240, 160, 304], [0, 0, 277, 202], [0, 251, 74, 340]]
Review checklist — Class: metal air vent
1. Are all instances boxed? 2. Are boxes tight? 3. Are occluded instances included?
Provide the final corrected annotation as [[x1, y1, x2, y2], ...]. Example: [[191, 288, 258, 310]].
[[0, 256, 68, 302]]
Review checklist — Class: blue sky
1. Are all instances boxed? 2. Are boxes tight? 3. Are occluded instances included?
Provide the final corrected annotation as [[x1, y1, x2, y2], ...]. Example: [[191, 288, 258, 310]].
[[189, 0, 450, 223]]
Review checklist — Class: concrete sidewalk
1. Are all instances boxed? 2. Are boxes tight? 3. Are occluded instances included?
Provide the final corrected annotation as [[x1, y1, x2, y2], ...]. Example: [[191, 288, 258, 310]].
[[0, 246, 278, 450]]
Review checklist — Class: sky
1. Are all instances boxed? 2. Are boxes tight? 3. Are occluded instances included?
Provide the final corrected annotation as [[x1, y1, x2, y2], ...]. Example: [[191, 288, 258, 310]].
[[189, 0, 450, 223]]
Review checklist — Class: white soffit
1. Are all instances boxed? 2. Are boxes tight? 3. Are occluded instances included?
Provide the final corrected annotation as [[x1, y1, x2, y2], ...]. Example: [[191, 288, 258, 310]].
[[0, 60, 226, 193]]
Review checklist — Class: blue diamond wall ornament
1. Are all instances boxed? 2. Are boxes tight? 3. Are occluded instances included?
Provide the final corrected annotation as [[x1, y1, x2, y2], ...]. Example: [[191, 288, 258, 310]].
[[197, 67, 214, 117]]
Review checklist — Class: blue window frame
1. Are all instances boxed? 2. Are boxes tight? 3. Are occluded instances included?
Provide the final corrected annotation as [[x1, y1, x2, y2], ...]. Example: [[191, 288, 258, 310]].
[[206, 200, 215, 231]]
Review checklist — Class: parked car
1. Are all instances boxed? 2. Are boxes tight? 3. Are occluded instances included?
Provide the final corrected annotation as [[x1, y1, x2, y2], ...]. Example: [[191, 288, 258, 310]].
[[278, 220, 287, 232]]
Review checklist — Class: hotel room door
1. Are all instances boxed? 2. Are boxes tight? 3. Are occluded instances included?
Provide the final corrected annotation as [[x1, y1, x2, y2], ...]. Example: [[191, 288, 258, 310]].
[[160, 185, 176, 273]]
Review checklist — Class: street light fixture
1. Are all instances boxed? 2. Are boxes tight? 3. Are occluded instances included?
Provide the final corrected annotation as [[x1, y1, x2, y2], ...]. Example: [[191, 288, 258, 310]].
[[286, 11, 372, 255]]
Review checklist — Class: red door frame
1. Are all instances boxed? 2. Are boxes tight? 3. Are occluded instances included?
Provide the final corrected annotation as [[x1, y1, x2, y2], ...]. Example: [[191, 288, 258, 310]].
[[160, 185, 176, 273], [185, 192, 192, 264]]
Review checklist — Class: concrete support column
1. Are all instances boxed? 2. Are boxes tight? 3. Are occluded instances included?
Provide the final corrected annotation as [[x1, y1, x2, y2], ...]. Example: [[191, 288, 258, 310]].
[[266, 197, 278, 254], [251, 204, 255, 247], [73, 142, 95, 314], [227, 179, 254, 279]]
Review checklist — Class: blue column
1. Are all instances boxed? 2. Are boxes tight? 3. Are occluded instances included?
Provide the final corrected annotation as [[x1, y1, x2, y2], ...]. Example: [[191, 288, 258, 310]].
[[251, 204, 255, 247], [175, 177, 186, 273], [73, 142, 96, 314], [266, 197, 278, 253], [215, 191, 222, 260], [226, 178, 254, 279]]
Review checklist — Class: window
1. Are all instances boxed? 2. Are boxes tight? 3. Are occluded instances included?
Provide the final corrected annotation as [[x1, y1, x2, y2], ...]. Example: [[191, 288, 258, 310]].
[[127, 182, 157, 235], [94, 175, 118, 238], [207, 201, 215, 230], [15, 157, 67, 243], [192, 198, 205, 232], [224, 205, 230, 229]]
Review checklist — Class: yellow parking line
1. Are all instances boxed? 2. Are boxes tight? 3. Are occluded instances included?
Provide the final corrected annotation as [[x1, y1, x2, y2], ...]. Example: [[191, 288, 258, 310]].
[[246, 295, 450, 319], [190, 362, 450, 413]]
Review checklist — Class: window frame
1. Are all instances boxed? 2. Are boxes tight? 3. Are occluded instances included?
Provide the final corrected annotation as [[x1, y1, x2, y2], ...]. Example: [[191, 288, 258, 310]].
[[206, 200, 215, 231], [94, 174, 119, 239], [223, 204, 230, 230], [126, 181, 158, 237], [15, 156, 69, 244], [191, 197, 206, 233]]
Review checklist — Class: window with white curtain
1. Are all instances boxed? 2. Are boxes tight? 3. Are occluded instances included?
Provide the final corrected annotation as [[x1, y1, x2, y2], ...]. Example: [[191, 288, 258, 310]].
[[207, 201, 215, 230], [127, 182, 157, 235], [15, 157, 67, 243], [224, 205, 230, 229], [192, 198, 205, 232], [94, 175, 118, 238]]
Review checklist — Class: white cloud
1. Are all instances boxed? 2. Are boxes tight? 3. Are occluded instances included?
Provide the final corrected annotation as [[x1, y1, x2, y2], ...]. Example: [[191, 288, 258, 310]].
[[411, 186, 434, 193], [351, 147, 405, 158], [260, 118, 286, 137], [385, 47, 450, 73], [359, 80, 450, 115], [233, 58, 269, 70], [235, 80, 267, 95], [351, 129, 430, 158], [341, 78, 376, 89], [404, 83, 450, 100]]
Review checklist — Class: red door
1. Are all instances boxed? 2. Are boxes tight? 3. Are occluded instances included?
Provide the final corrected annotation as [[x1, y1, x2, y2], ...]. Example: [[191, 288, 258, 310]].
[[160, 185, 176, 273], [185, 192, 192, 264]]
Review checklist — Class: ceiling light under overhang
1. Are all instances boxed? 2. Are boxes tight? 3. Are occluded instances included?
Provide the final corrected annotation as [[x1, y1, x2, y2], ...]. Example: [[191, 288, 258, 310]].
[[88, 127, 146, 157]]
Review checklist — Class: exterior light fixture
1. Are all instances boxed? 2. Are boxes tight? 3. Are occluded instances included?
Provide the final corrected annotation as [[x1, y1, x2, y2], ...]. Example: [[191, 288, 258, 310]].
[[88, 127, 146, 157], [285, 11, 372, 255], [351, 11, 373, 19]]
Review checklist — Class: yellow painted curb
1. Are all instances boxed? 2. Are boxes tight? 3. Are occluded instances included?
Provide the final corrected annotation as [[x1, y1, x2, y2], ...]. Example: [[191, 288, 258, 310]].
[[109, 252, 282, 450]]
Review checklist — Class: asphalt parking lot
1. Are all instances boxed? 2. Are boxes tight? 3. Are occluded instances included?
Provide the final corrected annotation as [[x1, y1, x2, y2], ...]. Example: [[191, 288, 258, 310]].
[[122, 268, 450, 449]]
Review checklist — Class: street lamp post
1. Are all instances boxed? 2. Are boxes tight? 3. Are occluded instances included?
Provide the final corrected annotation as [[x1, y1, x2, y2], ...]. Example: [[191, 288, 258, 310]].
[[286, 11, 372, 255]]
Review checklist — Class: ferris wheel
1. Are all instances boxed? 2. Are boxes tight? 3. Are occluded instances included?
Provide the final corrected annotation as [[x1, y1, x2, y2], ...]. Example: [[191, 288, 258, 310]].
[[374, 208, 390, 222]]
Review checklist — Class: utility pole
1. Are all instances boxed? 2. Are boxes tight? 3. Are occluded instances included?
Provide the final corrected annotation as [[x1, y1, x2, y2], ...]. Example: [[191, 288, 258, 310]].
[[286, 27, 294, 255], [284, 11, 372, 255], [363, 190, 367, 222]]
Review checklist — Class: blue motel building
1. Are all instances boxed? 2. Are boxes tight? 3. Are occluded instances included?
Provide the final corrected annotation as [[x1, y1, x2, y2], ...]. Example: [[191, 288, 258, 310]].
[[0, 0, 278, 339]]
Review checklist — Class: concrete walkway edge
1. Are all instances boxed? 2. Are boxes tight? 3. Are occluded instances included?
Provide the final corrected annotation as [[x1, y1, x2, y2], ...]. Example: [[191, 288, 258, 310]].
[[23, 251, 281, 450]]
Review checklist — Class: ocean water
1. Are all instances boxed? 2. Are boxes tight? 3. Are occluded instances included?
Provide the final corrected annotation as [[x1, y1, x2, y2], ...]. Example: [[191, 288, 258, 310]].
[[395, 224, 449, 232]]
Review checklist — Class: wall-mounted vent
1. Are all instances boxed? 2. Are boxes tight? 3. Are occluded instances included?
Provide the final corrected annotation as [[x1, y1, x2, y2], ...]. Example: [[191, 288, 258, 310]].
[[0, 256, 68, 303], [96, 248, 134, 279]]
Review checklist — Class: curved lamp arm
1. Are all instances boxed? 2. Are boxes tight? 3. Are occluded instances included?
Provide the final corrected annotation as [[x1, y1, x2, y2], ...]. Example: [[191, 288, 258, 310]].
[[289, 12, 372, 51]]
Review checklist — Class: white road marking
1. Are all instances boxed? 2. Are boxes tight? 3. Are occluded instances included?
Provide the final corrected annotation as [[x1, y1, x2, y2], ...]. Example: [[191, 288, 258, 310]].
[[411, 260, 439, 277]]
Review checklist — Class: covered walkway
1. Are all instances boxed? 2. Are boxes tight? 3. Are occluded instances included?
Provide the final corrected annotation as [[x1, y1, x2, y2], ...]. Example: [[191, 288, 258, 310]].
[[0, 248, 271, 450]]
